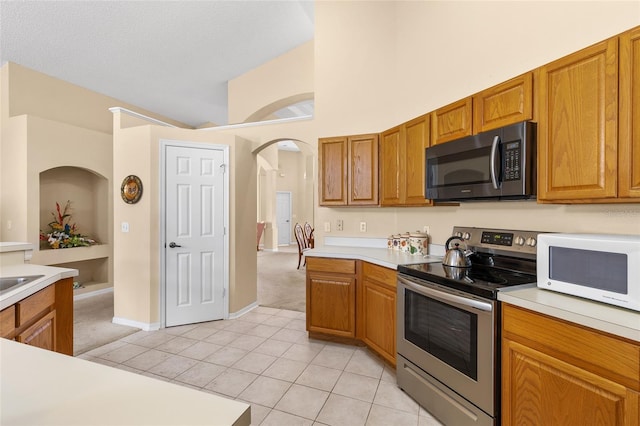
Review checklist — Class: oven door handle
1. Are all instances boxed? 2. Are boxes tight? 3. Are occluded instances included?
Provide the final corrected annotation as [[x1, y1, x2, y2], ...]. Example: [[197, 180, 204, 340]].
[[398, 276, 493, 312]]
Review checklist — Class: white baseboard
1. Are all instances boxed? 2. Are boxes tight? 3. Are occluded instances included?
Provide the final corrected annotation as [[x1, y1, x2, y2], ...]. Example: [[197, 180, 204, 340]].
[[112, 316, 160, 331], [73, 286, 113, 301], [228, 301, 258, 319]]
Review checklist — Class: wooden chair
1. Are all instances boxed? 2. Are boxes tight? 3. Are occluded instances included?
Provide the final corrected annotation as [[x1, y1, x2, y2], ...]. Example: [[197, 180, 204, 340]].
[[303, 222, 314, 248], [256, 221, 265, 251], [294, 223, 311, 269]]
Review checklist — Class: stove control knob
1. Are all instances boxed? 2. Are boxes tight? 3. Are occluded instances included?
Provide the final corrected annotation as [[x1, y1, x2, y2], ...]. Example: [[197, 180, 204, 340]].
[[526, 237, 537, 247], [514, 236, 525, 246], [462, 232, 471, 240], [453, 231, 463, 238]]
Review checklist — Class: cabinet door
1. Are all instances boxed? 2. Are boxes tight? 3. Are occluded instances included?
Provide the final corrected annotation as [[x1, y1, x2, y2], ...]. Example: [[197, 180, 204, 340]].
[[431, 98, 473, 145], [473, 73, 533, 133], [404, 114, 431, 205], [17, 310, 56, 352], [306, 272, 356, 338], [361, 278, 396, 365], [619, 26, 640, 198], [348, 134, 379, 205], [318, 137, 348, 206], [537, 38, 619, 201], [360, 262, 396, 365], [0, 305, 15, 339], [380, 126, 403, 206], [503, 338, 640, 426]]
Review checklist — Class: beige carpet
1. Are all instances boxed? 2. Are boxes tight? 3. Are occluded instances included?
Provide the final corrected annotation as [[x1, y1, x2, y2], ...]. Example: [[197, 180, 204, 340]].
[[257, 246, 307, 312], [74, 247, 306, 355], [73, 291, 138, 356]]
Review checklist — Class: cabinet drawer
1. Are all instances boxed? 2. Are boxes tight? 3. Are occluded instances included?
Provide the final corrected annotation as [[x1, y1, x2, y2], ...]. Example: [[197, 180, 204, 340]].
[[307, 257, 356, 274], [362, 262, 396, 289], [16, 285, 55, 327], [0, 305, 16, 337], [503, 304, 640, 391]]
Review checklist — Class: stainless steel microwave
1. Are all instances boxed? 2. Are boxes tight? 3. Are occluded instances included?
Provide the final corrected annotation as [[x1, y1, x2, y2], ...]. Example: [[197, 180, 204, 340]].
[[425, 121, 536, 201], [537, 233, 640, 311]]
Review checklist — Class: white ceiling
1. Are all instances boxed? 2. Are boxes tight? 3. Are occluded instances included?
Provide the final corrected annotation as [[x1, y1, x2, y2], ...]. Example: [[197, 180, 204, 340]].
[[0, 0, 314, 127]]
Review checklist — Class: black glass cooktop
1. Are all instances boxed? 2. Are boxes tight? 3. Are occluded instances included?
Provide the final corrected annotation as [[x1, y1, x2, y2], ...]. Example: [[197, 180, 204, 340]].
[[398, 261, 537, 300]]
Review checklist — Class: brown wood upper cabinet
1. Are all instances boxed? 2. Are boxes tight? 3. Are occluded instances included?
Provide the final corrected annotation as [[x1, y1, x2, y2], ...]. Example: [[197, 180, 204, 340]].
[[619, 26, 640, 198], [380, 114, 431, 206], [431, 98, 473, 145], [473, 73, 533, 134], [537, 25, 640, 203], [318, 134, 379, 206]]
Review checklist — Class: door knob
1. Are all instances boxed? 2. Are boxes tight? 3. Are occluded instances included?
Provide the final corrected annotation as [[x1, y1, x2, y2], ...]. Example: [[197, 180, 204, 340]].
[[169, 242, 182, 248]]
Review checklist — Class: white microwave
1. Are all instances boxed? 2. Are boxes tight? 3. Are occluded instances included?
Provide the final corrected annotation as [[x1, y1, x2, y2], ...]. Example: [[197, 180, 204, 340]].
[[537, 233, 640, 311]]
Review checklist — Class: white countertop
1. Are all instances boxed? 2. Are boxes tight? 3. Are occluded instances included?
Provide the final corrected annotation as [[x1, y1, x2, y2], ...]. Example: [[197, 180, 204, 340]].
[[0, 264, 78, 310], [0, 339, 250, 426], [305, 245, 443, 269], [499, 286, 640, 343]]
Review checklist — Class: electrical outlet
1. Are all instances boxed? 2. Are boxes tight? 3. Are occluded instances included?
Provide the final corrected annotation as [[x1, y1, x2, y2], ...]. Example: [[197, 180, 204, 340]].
[[360, 222, 367, 232], [324, 222, 331, 232], [337, 219, 344, 231], [423, 225, 430, 234]]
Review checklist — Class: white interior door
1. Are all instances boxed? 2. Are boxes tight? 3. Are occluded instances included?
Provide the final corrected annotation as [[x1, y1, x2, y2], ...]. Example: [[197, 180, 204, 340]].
[[165, 144, 226, 327], [276, 191, 292, 245]]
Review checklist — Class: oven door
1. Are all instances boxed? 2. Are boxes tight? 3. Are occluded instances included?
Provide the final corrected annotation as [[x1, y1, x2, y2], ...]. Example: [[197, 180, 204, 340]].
[[397, 274, 497, 417]]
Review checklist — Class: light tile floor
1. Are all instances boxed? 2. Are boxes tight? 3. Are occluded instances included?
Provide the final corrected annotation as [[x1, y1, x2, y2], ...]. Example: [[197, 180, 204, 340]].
[[78, 306, 444, 426]]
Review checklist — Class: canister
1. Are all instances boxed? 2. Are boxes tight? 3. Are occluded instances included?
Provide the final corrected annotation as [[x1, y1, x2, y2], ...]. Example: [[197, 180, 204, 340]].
[[392, 234, 401, 250], [409, 231, 429, 255], [400, 232, 411, 253], [387, 235, 394, 250]]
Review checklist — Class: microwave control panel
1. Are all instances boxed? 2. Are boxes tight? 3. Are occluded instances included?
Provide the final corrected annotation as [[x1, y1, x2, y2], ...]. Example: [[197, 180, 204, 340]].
[[503, 141, 521, 181]]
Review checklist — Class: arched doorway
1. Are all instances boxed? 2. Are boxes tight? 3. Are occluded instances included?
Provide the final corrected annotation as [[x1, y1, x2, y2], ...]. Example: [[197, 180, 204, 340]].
[[253, 138, 314, 312], [254, 138, 314, 252]]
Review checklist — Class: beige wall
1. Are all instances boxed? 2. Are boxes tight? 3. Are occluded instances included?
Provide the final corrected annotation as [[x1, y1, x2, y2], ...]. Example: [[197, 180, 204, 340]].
[[228, 41, 314, 124], [311, 1, 640, 246], [112, 115, 257, 325]]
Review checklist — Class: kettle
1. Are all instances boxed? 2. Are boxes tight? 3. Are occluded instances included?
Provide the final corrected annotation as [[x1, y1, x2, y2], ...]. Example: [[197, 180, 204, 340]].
[[443, 236, 473, 268]]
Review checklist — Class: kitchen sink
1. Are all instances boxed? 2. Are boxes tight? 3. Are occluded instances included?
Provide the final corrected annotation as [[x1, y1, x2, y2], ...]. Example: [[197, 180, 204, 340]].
[[0, 275, 45, 295]]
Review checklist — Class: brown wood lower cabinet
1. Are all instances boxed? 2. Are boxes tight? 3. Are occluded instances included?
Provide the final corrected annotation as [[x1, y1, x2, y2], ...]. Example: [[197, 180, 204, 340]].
[[359, 262, 396, 366], [0, 277, 73, 355], [306, 257, 397, 366], [502, 303, 640, 426]]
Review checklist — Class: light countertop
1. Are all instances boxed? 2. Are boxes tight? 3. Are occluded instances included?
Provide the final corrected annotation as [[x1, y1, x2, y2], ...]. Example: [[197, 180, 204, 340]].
[[305, 245, 443, 269], [0, 242, 33, 253], [0, 339, 250, 426], [498, 286, 640, 343], [0, 263, 78, 310]]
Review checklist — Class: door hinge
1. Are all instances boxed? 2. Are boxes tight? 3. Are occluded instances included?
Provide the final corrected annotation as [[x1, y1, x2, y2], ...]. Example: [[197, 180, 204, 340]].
[[220, 163, 227, 174], [222, 288, 226, 298]]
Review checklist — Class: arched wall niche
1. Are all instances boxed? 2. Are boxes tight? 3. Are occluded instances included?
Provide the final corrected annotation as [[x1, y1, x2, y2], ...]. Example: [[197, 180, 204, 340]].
[[39, 166, 109, 246], [37, 166, 111, 292]]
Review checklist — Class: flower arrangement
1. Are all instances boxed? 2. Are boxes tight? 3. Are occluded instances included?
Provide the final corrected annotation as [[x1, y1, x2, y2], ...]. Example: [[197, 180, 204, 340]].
[[40, 201, 97, 249]]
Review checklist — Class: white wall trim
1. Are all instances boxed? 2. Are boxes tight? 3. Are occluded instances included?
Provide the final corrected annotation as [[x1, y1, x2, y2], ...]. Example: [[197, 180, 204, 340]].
[[109, 107, 178, 128], [112, 317, 160, 331], [228, 302, 258, 319], [197, 115, 313, 131], [73, 286, 113, 301]]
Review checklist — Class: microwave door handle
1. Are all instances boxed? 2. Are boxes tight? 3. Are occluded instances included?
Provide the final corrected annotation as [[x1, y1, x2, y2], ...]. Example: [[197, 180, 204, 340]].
[[490, 135, 500, 190]]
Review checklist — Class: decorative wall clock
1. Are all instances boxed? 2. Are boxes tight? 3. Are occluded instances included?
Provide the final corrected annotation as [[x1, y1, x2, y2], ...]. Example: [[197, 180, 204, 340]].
[[121, 175, 143, 204]]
